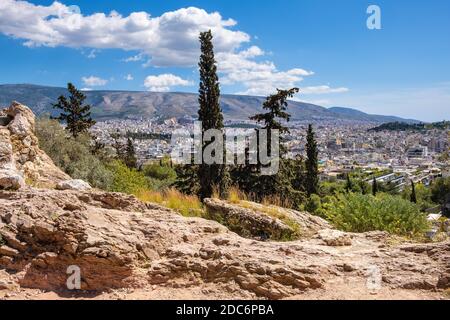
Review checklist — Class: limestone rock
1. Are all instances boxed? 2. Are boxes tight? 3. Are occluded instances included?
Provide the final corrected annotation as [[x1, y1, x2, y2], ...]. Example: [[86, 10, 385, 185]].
[[317, 229, 353, 246], [0, 101, 70, 188], [1, 188, 448, 299], [203, 198, 296, 240], [56, 179, 92, 191]]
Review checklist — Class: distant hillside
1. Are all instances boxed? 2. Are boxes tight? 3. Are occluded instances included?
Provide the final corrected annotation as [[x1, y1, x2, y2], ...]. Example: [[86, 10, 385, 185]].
[[328, 107, 419, 124], [369, 121, 450, 132], [0, 84, 418, 123]]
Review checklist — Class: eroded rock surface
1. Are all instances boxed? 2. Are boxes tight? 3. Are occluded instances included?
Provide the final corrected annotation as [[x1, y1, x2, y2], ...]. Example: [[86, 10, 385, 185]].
[[203, 198, 331, 240], [0, 102, 69, 190], [0, 189, 448, 300]]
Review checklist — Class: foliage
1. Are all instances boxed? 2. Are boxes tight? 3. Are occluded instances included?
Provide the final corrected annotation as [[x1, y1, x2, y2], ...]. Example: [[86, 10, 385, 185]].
[[142, 161, 177, 191], [372, 177, 378, 196], [124, 137, 137, 168], [108, 161, 149, 195], [369, 121, 450, 132], [431, 177, 450, 205], [197, 30, 230, 200], [323, 192, 429, 237], [35, 117, 113, 189], [410, 181, 417, 203], [174, 163, 199, 195], [52, 83, 95, 137], [305, 194, 322, 214], [305, 124, 319, 195], [430, 177, 450, 217]]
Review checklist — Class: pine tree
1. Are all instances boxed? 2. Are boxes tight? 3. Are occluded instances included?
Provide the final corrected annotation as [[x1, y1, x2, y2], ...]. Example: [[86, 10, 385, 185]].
[[197, 30, 230, 200], [124, 137, 137, 169], [248, 88, 299, 200], [410, 180, 417, 203], [52, 83, 96, 137], [372, 177, 378, 196], [305, 124, 319, 196]]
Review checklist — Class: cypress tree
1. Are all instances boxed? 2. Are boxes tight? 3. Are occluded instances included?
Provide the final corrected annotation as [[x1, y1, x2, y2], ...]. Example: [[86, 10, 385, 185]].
[[305, 124, 319, 196], [372, 177, 378, 196], [125, 137, 137, 169], [410, 180, 417, 203], [197, 30, 230, 200], [53, 83, 96, 137], [345, 174, 353, 192]]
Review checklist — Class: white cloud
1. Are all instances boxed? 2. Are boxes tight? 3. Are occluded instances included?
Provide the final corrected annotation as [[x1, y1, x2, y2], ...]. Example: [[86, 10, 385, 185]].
[[82, 76, 108, 86], [80, 87, 93, 91], [124, 53, 144, 62], [124, 74, 134, 81], [300, 85, 349, 95], [0, 1, 348, 97], [144, 74, 192, 92], [0, 1, 249, 67]]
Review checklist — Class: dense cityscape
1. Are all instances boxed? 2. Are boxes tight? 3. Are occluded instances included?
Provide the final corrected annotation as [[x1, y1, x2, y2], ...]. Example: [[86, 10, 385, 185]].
[[91, 117, 449, 193]]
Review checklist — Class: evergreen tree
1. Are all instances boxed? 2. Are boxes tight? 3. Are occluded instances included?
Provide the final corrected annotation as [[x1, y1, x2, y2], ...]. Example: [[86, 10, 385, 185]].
[[111, 132, 125, 161], [345, 174, 353, 192], [124, 137, 137, 169], [197, 30, 230, 200], [305, 124, 319, 196], [248, 88, 299, 200], [372, 177, 378, 196], [410, 180, 417, 203], [52, 83, 95, 137]]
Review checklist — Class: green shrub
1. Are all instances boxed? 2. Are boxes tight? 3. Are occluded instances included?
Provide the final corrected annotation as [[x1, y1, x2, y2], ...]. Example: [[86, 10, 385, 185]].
[[35, 117, 113, 189], [401, 183, 436, 211], [305, 194, 322, 214], [142, 162, 177, 190], [108, 161, 149, 195], [323, 192, 429, 237], [431, 177, 450, 205]]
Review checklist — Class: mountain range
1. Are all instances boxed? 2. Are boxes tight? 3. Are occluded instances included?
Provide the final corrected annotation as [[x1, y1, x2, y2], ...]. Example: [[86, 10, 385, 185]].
[[0, 84, 418, 123]]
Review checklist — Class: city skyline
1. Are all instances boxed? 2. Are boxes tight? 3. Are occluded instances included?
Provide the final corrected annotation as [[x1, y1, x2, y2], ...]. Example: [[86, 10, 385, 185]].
[[0, 0, 449, 121]]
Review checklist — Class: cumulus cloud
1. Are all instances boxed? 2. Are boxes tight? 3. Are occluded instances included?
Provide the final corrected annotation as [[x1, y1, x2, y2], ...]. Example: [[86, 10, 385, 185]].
[[144, 74, 192, 92], [0, 0, 249, 67], [0, 0, 349, 97], [124, 74, 134, 81], [82, 76, 108, 86]]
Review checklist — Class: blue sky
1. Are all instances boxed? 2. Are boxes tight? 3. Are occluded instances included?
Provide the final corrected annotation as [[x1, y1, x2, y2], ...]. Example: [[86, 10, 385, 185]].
[[0, 0, 449, 121]]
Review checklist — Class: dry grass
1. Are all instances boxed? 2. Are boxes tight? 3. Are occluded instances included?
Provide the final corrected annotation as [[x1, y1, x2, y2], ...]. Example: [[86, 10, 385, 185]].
[[227, 186, 247, 204], [137, 188, 204, 217]]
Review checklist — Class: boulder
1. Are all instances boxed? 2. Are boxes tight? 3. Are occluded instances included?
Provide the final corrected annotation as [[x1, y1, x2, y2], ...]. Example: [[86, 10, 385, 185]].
[[56, 179, 92, 191]]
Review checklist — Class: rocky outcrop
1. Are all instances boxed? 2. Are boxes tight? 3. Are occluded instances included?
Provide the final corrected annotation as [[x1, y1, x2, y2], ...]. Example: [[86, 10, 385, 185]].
[[0, 102, 69, 190], [1, 189, 448, 299], [203, 198, 331, 240]]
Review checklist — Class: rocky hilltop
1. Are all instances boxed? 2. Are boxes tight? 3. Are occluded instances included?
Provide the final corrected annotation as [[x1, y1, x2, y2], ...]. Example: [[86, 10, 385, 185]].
[[0, 102, 448, 300]]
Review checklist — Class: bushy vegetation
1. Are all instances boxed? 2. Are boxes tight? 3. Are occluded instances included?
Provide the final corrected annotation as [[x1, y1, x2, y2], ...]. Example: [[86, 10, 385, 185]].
[[322, 192, 429, 237], [142, 160, 177, 190], [36, 117, 113, 189], [108, 161, 149, 194], [401, 182, 436, 211]]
